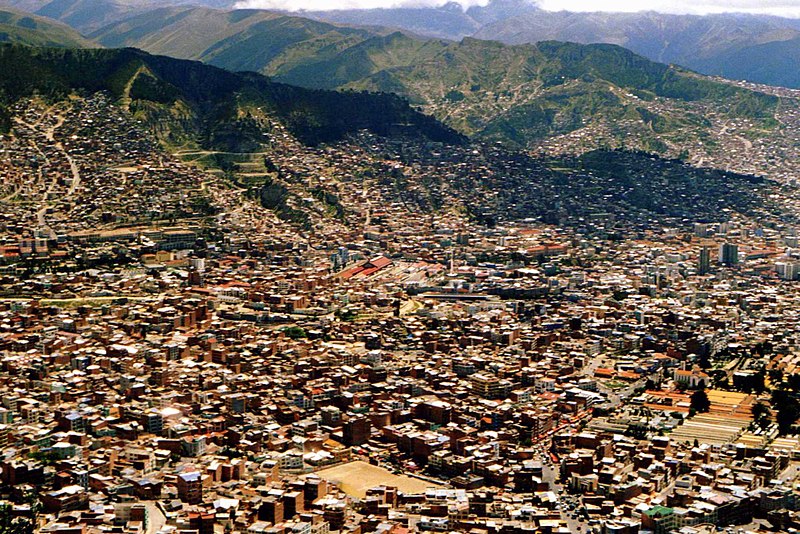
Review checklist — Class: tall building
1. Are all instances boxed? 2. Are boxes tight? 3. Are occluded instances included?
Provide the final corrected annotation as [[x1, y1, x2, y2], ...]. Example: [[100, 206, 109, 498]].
[[342, 416, 371, 446], [470, 373, 511, 399], [777, 262, 800, 281], [177, 472, 203, 504], [718, 243, 739, 266], [693, 223, 712, 238], [698, 246, 711, 275]]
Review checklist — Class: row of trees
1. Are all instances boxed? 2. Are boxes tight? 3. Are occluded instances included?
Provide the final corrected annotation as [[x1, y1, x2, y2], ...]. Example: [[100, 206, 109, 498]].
[[691, 376, 798, 435]]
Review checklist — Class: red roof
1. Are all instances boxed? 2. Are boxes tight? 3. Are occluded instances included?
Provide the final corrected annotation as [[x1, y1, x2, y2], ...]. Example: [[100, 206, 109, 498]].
[[357, 267, 380, 277], [370, 256, 392, 269], [339, 266, 364, 280]]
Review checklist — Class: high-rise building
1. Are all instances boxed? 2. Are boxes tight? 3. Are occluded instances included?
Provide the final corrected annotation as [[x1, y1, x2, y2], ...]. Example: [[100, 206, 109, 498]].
[[698, 246, 711, 275], [177, 472, 203, 504], [777, 262, 800, 281], [694, 223, 712, 238], [470, 373, 511, 399], [718, 243, 739, 266]]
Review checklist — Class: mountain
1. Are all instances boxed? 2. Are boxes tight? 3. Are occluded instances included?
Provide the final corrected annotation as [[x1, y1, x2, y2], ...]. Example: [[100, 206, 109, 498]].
[[298, 0, 541, 40], [13, 0, 800, 88], [341, 38, 777, 148], [472, 9, 800, 86], [85, 6, 783, 157], [34, 0, 146, 33], [302, 0, 800, 89], [0, 0, 240, 33], [299, 2, 482, 41], [0, 44, 464, 148], [89, 6, 388, 74], [0, 7, 95, 47], [690, 36, 800, 89]]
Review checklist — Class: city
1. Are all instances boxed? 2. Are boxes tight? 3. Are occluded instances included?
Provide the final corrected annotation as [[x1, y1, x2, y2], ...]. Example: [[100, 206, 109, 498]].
[[1, 81, 800, 534]]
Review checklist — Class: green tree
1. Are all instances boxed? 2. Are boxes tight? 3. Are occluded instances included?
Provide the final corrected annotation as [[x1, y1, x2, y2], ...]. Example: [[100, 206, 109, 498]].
[[772, 388, 800, 435], [0, 490, 40, 534], [690, 388, 711, 414], [281, 326, 307, 339], [752, 401, 771, 429]]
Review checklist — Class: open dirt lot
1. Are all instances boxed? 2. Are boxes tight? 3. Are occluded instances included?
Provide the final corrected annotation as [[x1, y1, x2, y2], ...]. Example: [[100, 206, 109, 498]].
[[313, 461, 442, 498]]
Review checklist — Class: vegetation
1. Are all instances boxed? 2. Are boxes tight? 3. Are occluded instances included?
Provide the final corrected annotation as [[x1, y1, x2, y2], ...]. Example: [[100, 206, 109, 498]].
[[0, 490, 39, 534], [28, 450, 59, 465], [690, 388, 710, 414], [0, 8, 96, 49], [282, 326, 307, 339], [771, 374, 800, 435], [87, 9, 781, 151], [751, 401, 771, 430], [0, 44, 465, 149]]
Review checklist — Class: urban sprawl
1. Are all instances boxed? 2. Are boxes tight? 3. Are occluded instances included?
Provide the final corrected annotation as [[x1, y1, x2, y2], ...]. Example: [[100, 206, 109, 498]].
[[1, 93, 800, 534]]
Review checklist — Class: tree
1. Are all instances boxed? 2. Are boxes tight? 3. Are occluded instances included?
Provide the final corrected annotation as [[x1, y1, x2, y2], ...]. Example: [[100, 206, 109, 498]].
[[281, 326, 307, 339], [772, 388, 800, 435], [0, 490, 40, 534], [690, 388, 711, 414], [769, 369, 784, 384], [752, 401, 771, 429]]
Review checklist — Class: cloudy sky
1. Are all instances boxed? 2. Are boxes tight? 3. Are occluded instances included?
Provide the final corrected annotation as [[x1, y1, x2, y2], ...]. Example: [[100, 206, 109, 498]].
[[536, 0, 800, 16], [234, 0, 800, 17]]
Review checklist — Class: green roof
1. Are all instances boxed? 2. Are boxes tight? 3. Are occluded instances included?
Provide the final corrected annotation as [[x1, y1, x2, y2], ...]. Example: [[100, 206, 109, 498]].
[[644, 505, 674, 517]]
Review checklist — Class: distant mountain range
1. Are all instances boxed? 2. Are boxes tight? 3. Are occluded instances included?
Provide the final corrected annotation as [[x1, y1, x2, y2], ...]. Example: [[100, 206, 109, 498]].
[[5, 0, 800, 89], [300, 1, 800, 90], [89, 6, 391, 73], [0, 0, 237, 32], [71, 6, 780, 155]]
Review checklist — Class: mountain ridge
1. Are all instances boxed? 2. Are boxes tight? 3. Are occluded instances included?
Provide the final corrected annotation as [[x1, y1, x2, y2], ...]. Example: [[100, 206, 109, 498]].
[[0, 43, 465, 148], [0, 6, 96, 47], [77, 7, 786, 156]]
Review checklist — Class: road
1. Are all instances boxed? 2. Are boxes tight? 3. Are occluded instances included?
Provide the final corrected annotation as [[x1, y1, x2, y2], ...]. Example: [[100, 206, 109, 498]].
[[532, 352, 645, 533], [13, 109, 75, 235], [539, 458, 592, 533]]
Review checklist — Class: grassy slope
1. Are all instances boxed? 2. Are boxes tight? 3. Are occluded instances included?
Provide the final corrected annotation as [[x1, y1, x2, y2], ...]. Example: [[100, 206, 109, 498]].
[[0, 44, 465, 147], [86, 7, 781, 150], [0, 7, 96, 47]]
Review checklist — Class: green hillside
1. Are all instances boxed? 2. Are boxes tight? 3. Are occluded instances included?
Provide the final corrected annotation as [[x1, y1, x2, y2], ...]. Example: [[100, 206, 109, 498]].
[[691, 37, 800, 90], [0, 44, 464, 148], [0, 7, 96, 47], [87, 7, 779, 152], [90, 6, 385, 73], [341, 39, 777, 148]]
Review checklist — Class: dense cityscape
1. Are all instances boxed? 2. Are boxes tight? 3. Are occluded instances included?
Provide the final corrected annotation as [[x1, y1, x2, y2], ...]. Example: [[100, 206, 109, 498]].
[[0, 70, 799, 534]]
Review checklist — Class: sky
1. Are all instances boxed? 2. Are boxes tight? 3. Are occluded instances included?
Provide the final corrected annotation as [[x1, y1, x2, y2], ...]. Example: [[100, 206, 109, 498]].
[[233, 0, 800, 17]]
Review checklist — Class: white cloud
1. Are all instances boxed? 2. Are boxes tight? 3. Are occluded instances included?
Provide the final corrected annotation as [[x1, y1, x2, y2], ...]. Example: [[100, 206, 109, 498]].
[[233, 0, 800, 17], [535, 0, 800, 17], [234, 0, 489, 11]]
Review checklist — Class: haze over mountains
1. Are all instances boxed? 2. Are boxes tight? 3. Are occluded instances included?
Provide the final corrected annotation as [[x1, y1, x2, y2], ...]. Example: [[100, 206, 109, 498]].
[[297, 1, 800, 89]]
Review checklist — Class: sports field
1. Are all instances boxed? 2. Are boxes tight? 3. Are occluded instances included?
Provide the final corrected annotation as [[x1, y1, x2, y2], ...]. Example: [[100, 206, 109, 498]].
[[314, 461, 442, 498]]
